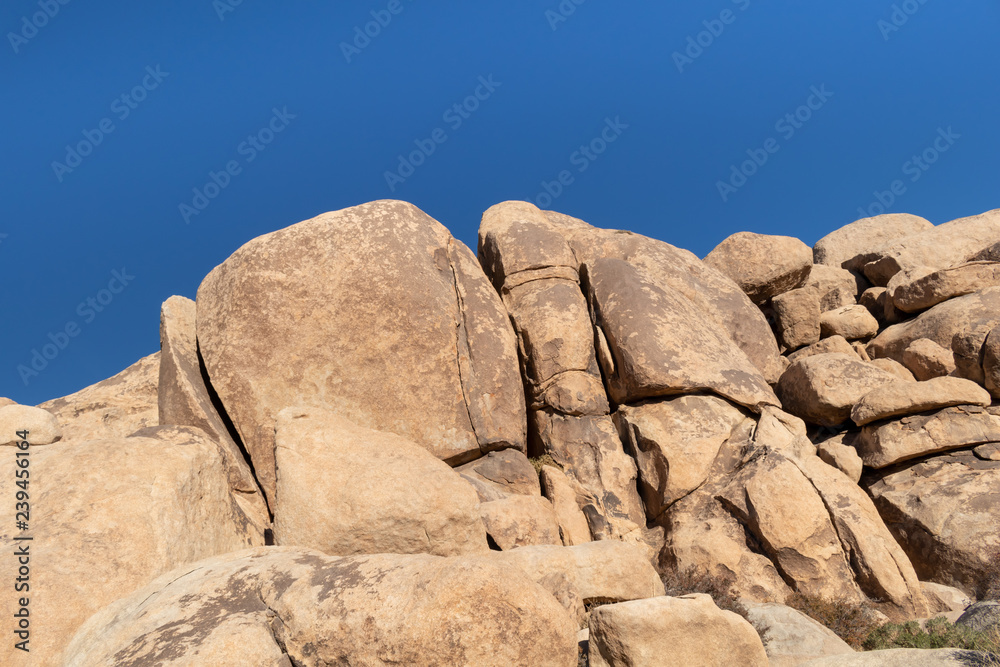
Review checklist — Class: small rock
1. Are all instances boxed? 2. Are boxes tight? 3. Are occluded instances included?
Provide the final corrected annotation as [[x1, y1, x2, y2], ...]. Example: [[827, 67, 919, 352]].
[[704, 232, 813, 304], [773, 287, 822, 350], [787, 335, 859, 363], [956, 600, 1000, 633], [851, 377, 991, 426], [539, 465, 593, 545], [806, 264, 862, 312], [868, 358, 916, 382], [901, 338, 958, 381], [479, 495, 562, 550], [920, 582, 972, 614], [856, 406, 1000, 468], [0, 404, 61, 446], [820, 305, 879, 341], [776, 353, 897, 426], [816, 435, 864, 483]]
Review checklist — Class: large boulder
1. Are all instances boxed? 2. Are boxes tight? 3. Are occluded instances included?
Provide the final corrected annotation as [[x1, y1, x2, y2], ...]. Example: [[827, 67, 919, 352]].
[[0, 404, 60, 446], [272, 407, 487, 557], [37, 352, 159, 441], [850, 377, 992, 426], [856, 405, 1000, 468], [813, 213, 935, 273], [889, 261, 1000, 313], [196, 201, 526, 504], [0, 429, 264, 665], [865, 449, 1000, 594], [703, 231, 813, 304], [862, 207, 1000, 285], [588, 594, 769, 667], [773, 287, 822, 350], [456, 448, 540, 501], [743, 601, 855, 667], [585, 256, 779, 411], [62, 547, 579, 667], [776, 354, 896, 426], [478, 494, 562, 550]]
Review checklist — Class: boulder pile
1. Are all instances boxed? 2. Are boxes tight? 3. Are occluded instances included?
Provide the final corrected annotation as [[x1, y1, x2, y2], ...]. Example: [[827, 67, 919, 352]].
[[3, 200, 999, 666]]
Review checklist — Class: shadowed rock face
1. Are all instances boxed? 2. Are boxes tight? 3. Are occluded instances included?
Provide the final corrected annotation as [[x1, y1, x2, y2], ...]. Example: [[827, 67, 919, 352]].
[[196, 200, 526, 505], [61, 548, 579, 667]]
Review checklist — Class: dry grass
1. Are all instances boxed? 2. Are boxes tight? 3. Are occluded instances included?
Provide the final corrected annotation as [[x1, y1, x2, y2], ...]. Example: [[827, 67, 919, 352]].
[[784, 592, 883, 650], [528, 454, 559, 474], [660, 567, 769, 640]]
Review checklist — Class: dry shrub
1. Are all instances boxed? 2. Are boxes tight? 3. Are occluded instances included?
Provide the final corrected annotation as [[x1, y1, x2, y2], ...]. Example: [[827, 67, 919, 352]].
[[864, 616, 1000, 654], [529, 454, 558, 474], [660, 567, 768, 640], [784, 592, 883, 650]]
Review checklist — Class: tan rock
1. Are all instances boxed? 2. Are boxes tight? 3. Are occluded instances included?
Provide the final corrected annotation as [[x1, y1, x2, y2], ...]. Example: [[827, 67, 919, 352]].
[[820, 305, 880, 340], [854, 341, 872, 360], [157, 294, 267, 534], [863, 207, 1000, 285], [776, 353, 896, 426], [920, 582, 973, 614], [0, 397, 15, 408], [902, 338, 957, 380], [615, 394, 747, 519], [456, 449, 541, 501], [589, 594, 769, 667], [800, 648, 989, 666], [856, 405, 1000, 468], [0, 430, 264, 666], [744, 601, 855, 667], [851, 377, 991, 426], [787, 335, 859, 363], [806, 264, 862, 312], [585, 256, 779, 411], [62, 547, 578, 667], [38, 352, 159, 441], [272, 407, 487, 557], [773, 287, 822, 350], [0, 404, 60, 446], [890, 261, 1000, 313], [866, 449, 1000, 596], [479, 494, 562, 550], [816, 434, 864, 482], [197, 201, 526, 504], [973, 442, 1000, 461], [704, 231, 813, 304], [540, 465, 593, 545], [869, 358, 916, 382], [859, 286, 888, 323], [983, 325, 1000, 398], [814, 213, 935, 273]]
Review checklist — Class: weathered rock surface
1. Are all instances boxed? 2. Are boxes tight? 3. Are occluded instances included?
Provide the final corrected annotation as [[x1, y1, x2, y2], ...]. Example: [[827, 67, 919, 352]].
[[820, 305, 879, 341], [744, 601, 855, 667], [0, 404, 60, 445], [776, 354, 896, 426], [816, 434, 864, 482], [773, 287, 822, 350], [920, 582, 973, 614], [865, 449, 1000, 594], [272, 407, 487, 557], [800, 648, 991, 666], [456, 448, 541, 501], [806, 264, 863, 312], [38, 352, 159, 441], [588, 594, 769, 667], [983, 325, 1000, 398], [856, 405, 1000, 468], [704, 231, 813, 304], [539, 465, 593, 546], [862, 208, 1000, 286], [0, 430, 264, 666], [788, 335, 859, 363], [62, 547, 578, 667], [814, 213, 935, 273], [479, 494, 562, 550], [956, 600, 1000, 633], [890, 261, 1000, 313], [901, 338, 957, 381], [869, 358, 917, 382], [197, 200, 526, 504], [851, 377, 991, 426], [585, 256, 779, 411]]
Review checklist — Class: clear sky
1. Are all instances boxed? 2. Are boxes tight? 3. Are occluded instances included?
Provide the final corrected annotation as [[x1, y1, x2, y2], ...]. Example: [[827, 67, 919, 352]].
[[2, 0, 998, 405]]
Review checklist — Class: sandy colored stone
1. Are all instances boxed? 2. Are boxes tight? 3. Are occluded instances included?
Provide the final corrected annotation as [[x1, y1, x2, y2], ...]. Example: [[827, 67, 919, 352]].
[[920, 582, 973, 614], [0, 430, 264, 666], [816, 435, 864, 482], [773, 287, 822, 350], [901, 338, 957, 381], [859, 286, 888, 322], [479, 494, 562, 550], [704, 231, 813, 304], [744, 601, 855, 667], [814, 213, 935, 273], [0, 404, 60, 446], [776, 353, 896, 426], [0, 397, 15, 408], [863, 207, 1000, 286], [820, 305, 879, 341], [38, 352, 159, 441], [890, 261, 1000, 313], [788, 335, 858, 363], [851, 377, 990, 426], [540, 465, 594, 546], [62, 547, 578, 667], [197, 201, 526, 504], [585, 256, 779, 411], [857, 405, 1000, 468], [272, 407, 487, 557], [456, 449, 540, 501], [806, 264, 862, 312], [982, 325, 1000, 398], [589, 594, 769, 667], [615, 394, 747, 519], [800, 648, 989, 666], [866, 450, 1000, 597], [869, 358, 916, 382]]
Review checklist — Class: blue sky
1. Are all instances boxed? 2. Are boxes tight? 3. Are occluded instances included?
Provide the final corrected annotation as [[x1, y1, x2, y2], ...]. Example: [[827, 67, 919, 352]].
[[2, 0, 998, 404]]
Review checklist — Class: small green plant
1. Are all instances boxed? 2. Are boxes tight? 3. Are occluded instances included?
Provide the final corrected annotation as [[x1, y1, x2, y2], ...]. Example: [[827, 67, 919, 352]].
[[785, 592, 882, 650], [864, 617, 1000, 654], [529, 453, 559, 474]]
